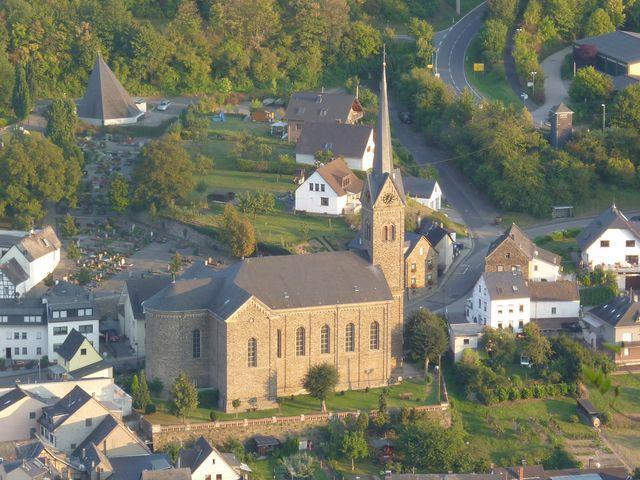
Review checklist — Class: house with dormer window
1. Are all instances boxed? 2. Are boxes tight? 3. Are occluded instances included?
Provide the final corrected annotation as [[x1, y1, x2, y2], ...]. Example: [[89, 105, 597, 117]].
[[577, 204, 640, 289], [295, 159, 363, 215]]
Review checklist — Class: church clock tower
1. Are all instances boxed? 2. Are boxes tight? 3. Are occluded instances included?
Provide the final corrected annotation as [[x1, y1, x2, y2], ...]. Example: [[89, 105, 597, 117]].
[[359, 49, 405, 367], [360, 49, 406, 293]]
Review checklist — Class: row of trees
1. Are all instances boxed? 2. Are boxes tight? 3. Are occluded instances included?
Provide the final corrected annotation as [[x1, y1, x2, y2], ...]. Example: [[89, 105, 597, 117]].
[[0, 0, 385, 117], [398, 63, 640, 215]]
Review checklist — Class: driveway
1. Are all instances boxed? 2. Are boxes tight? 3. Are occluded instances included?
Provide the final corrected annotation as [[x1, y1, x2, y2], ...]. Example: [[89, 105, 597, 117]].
[[531, 46, 572, 125]]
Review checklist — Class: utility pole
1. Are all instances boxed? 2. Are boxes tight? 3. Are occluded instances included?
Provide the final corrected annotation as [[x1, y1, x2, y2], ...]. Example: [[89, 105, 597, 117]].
[[601, 103, 606, 132], [530, 71, 537, 97]]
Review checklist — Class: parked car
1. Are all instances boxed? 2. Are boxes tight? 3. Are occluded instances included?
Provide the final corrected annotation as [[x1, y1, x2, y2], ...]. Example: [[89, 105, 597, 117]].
[[157, 100, 171, 111], [103, 329, 120, 342], [398, 111, 412, 124]]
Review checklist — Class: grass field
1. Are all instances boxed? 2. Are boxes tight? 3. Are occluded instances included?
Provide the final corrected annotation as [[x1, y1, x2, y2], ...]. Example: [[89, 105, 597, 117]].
[[464, 37, 522, 107], [145, 378, 438, 425], [534, 233, 578, 273], [587, 373, 640, 467], [444, 363, 591, 466], [193, 170, 295, 197]]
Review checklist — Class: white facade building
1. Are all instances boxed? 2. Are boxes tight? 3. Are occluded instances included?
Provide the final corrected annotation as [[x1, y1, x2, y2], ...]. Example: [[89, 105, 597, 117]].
[[0, 227, 61, 299], [295, 123, 374, 171], [403, 177, 443, 211], [467, 273, 581, 334], [467, 272, 531, 332], [179, 436, 252, 480], [577, 204, 640, 289], [294, 159, 363, 215], [0, 281, 98, 362]]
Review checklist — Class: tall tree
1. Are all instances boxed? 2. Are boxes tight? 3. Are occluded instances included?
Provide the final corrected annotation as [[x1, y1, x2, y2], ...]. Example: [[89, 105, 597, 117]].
[[109, 174, 130, 214], [134, 134, 194, 207], [12, 64, 31, 120], [44, 98, 77, 148], [584, 8, 616, 37], [137, 370, 152, 412], [171, 372, 199, 422], [613, 83, 640, 130], [0, 134, 75, 227], [302, 363, 339, 413], [404, 309, 448, 373], [341, 431, 368, 470], [519, 322, 552, 367]]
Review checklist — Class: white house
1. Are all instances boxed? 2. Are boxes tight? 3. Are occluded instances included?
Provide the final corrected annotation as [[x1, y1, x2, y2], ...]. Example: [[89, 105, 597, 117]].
[[0, 226, 61, 299], [118, 275, 171, 357], [466, 272, 581, 334], [577, 204, 640, 289], [43, 281, 99, 362], [295, 123, 374, 171], [403, 177, 443, 211], [179, 436, 252, 480], [0, 386, 49, 441], [294, 158, 363, 215], [0, 377, 132, 442], [467, 271, 531, 332]]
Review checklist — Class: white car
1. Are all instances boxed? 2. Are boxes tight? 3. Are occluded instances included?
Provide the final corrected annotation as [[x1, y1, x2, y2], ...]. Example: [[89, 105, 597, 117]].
[[157, 100, 171, 111]]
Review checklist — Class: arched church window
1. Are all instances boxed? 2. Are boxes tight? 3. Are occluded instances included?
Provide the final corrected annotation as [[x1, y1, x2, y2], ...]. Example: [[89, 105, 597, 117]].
[[391, 224, 396, 241], [383, 225, 389, 241], [370, 321, 380, 350], [248, 338, 257, 367], [345, 323, 355, 352], [192, 329, 201, 359], [321, 325, 330, 354], [296, 327, 306, 356]]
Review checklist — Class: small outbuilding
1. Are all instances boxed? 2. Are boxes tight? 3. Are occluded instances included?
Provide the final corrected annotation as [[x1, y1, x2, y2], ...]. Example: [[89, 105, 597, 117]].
[[253, 435, 281, 457], [576, 398, 602, 427]]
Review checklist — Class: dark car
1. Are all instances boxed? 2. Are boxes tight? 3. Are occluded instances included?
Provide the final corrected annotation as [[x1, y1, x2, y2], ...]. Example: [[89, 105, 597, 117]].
[[399, 111, 413, 124], [103, 329, 120, 342]]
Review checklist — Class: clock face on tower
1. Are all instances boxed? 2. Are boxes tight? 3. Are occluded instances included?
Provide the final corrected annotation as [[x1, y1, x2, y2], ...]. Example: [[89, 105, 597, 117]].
[[382, 193, 395, 205]]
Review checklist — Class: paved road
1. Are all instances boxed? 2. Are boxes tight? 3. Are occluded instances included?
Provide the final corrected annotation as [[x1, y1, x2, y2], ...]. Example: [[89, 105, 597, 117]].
[[531, 46, 572, 124], [435, 2, 486, 99]]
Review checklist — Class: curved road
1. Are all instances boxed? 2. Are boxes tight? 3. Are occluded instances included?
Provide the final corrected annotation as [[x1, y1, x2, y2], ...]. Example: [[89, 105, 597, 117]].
[[435, 2, 486, 99]]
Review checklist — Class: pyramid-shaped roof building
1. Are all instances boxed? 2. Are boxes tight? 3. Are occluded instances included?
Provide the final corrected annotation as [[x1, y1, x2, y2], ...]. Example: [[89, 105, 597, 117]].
[[77, 55, 143, 126]]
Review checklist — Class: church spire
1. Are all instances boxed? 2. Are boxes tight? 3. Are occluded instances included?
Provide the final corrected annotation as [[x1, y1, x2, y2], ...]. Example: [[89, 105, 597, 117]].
[[375, 45, 393, 175]]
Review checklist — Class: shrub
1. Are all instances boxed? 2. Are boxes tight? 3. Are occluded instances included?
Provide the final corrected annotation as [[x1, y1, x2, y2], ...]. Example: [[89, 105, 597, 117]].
[[520, 387, 532, 399], [496, 386, 510, 402], [149, 378, 164, 396], [533, 384, 546, 398], [509, 387, 521, 401], [569, 414, 580, 424], [145, 403, 157, 414], [511, 374, 523, 387], [210, 410, 217, 421]]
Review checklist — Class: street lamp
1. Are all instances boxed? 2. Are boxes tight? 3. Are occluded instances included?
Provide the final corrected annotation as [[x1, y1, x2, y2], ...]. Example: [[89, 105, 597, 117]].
[[601, 103, 606, 132], [530, 71, 537, 97]]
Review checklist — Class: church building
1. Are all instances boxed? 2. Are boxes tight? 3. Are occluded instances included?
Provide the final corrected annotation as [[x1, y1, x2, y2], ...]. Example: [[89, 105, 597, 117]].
[[144, 56, 406, 412]]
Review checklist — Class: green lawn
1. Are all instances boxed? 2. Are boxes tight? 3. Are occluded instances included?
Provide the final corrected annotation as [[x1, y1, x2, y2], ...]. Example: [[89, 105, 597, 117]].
[[588, 373, 640, 415], [171, 202, 353, 252], [464, 36, 522, 107], [579, 286, 616, 306], [587, 374, 640, 467], [146, 379, 438, 425], [444, 364, 592, 466], [192, 170, 295, 197], [534, 235, 578, 273]]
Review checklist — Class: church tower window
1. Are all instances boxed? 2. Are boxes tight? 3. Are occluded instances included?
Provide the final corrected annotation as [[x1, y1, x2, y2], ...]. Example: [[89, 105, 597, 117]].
[[248, 338, 257, 367], [192, 329, 201, 359], [321, 325, 330, 354], [296, 327, 306, 356], [370, 321, 380, 350], [345, 323, 355, 352]]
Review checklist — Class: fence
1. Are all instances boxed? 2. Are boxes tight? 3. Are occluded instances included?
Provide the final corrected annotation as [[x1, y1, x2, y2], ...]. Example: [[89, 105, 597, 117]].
[[141, 374, 450, 441]]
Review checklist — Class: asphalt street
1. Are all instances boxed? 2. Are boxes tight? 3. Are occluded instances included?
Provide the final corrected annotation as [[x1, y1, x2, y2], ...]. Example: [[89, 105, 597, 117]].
[[434, 2, 486, 100]]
